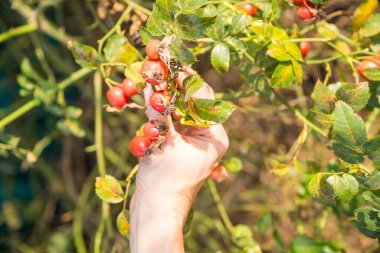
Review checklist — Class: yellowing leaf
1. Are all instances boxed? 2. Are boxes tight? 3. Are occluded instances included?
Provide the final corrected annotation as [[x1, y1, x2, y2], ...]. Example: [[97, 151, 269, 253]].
[[95, 175, 124, 204], [117, 210, 130, 237]]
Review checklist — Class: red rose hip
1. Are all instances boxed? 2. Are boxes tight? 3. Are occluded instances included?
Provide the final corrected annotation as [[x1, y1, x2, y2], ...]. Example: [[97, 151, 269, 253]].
[[238, 4, 257, 16], [210, 165, 228, 182], [143, 120, 160, 141], [130, 136, 152, 157], [297, 5, 314, 20], [141, 60, 168, 85], [107, 86, 128, 108], [120, 78, 139, 97], [358, 59, 380, 80], [150, 90, 171, 113], [146, 40, 161, 60], [300, 41, 311, 57]]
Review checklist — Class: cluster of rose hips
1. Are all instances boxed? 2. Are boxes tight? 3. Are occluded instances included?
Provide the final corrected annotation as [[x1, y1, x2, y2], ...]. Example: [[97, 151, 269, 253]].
[[128, 39, 180, 157], [358, 51, 380, 81], [294, 0, 316, 20], [106, 78, 139, 109]]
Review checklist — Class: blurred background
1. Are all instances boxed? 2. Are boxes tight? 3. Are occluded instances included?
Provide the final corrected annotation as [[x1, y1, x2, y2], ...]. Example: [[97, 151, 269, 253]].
[[0, 0, 379, 252]]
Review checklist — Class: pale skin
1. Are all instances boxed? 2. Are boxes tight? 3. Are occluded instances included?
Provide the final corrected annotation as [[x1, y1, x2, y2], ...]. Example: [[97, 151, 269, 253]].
[[130, 71, 229, 253]]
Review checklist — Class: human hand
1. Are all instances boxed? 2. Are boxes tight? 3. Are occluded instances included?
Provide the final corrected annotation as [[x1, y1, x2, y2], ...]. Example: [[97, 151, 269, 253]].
[[130, 70, 229, 253]]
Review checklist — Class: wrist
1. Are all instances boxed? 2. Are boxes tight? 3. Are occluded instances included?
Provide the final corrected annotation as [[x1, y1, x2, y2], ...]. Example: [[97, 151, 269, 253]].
[[129, 190, 191, 253]]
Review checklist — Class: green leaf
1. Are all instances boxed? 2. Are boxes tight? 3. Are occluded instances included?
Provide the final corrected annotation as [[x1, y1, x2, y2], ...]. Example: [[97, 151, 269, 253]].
[[229, 14, 248, 35], [360, 13, 380, 37], [364, 68, 380, 81], [254, 213, 272, 234], [116, 210, 130, 237], [363, 136, 380, 163], [211, 42, 230, 73], [360, 171, 380, 190], [95, 175, 124, 204], [178, 0, 207, 11], [311, 80, 336, 113], [326, 174, 359, 206], [285, 41, 303, 62], [169, 38, 197, 66], [223, 157, 243, 173], [351, 207, 380, 241], [124, 62, 144, 85], [336, 82, 370, 111], [352, 0, 379, 32], [192, 98, 236, 123], [21, 58, 46, 84], [308, 173, 335, 205], [310, 109, 334, 130], [175, 14, 215, 41], [205, 16, 225, 41], [333, 101, 367, 147], [271, 62, 295, 88], [330, 142, 364, 164], [362, 191, 380, 210], [146, 4, 172, 36], [290, 235, 343, 253], [267, 41, 291, 62], [104, 34, 138, 64], [291, 58, 303, 83], [68, 41, 99, 68], [139, 27, 155, 45], [183, 75, 204, 101], [232, 225, 260, 249], [57, 118, 86, 138]]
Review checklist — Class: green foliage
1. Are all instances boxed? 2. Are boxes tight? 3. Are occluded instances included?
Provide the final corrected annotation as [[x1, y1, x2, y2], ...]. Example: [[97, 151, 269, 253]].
[[351, 207, 380, 241], [68, 41, 99, 68], [183, 75, 204, 101], [192, 99, 236, 124], [95, 175, 124, 204], [289, 236, 343, 253], [117, 210, 130, 237], [231, 225, 261, 252], [211, 42, 230, 73], [359, 13, 380, 37], [104, 34, 139, 64], [2, 0, 380, 251]]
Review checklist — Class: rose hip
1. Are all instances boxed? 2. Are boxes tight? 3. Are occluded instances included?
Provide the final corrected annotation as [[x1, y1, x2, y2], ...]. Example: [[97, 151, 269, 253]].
[[120, 78, 139, 97], [130, 136, 152, 157], [150, 90, 171, 113], [107, 86, 128, 108], [146, 40, 161, 60], [141, 60, 168, 85], [143, 120, 160, 141]]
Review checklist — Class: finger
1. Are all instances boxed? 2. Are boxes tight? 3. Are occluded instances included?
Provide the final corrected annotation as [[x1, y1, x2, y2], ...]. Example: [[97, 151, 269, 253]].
[[143, 83, 176, 136]]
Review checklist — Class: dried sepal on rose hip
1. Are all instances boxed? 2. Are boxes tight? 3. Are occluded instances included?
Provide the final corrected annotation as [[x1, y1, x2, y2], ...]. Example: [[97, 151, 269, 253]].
[[210, 165, 229, 182], [141, 59, 169, 85]]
